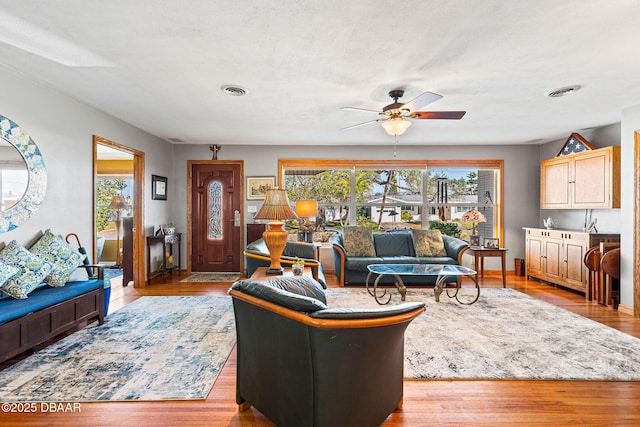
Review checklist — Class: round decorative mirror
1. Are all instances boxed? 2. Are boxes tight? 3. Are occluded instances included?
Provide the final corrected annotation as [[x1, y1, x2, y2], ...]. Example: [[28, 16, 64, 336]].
[[0, 115, 47, 233]]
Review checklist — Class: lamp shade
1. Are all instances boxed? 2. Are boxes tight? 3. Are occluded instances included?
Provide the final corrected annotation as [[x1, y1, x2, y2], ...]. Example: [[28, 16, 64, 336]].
[[295, 200, 318, 218], [381, 118, 411, 136], [254, 188, 297, 221], [462, 209, 487, 225], [108, 195, 128, 210]]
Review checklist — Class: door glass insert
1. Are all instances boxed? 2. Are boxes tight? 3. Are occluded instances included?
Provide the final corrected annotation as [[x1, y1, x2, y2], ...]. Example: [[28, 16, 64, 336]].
[[209, 181, 223, 239]]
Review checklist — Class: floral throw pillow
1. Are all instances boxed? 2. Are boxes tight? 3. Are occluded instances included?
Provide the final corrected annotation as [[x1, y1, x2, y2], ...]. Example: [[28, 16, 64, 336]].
[[0, 240, 54, 298], [29, 229, 86, 287], [413, 229, 447, 257], [343, 226, 376, 257], [0, 262, 21, 297]]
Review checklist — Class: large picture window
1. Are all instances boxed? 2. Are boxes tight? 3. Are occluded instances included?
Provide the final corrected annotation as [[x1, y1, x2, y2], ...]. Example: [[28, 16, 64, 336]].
[[280, 160, 503, 244]]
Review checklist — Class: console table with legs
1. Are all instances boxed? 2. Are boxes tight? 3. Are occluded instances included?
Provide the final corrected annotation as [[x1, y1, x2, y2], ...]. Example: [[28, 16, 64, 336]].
[[146, 233, 181, 284]]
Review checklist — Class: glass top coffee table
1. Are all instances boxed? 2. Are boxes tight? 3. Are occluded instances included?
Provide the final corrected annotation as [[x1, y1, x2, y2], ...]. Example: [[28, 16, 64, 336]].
[[366, 264, 479, 305]]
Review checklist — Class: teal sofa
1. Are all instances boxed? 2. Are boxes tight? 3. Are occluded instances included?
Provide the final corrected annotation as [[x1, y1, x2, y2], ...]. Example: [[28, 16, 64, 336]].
[[330, 230, 468, 286]]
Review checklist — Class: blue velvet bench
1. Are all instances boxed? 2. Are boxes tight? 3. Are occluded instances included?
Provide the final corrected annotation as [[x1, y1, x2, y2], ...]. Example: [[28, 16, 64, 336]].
[[0, 265, 105, 363]]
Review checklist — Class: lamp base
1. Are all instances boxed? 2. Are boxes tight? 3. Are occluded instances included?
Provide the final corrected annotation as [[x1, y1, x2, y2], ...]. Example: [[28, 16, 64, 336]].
[[265, 267, 284, 275]]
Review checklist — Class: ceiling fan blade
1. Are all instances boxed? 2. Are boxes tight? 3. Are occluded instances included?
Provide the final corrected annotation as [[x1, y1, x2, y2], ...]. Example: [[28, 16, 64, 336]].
[[341, 118, 382, 131], [411, 111, 466, 120], [341, 107, 383, 114], [402, 91, 443, 112]]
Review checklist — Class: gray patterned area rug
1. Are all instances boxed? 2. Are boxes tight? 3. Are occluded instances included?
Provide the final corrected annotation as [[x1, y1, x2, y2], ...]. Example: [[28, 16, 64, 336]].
[[325, 287, 640, 381], [0, 296, 236, 401], [180, 272, 242, 283]]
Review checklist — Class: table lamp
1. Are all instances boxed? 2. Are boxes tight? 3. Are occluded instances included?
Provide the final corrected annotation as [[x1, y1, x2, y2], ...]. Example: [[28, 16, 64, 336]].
[[254, 188, 298, 274], [295, 200, 318, 243], [462, 209, 487, 235], [108, 195, 128, 267]]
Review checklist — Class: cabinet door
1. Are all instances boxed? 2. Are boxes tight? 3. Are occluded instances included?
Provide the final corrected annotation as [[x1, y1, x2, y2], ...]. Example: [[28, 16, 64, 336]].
[[526, 235, 544, 277], [541, 157, 571, 208], [543, 237, 563, 281], [564, 239, 587, 290], [573, 149, 610, 208]]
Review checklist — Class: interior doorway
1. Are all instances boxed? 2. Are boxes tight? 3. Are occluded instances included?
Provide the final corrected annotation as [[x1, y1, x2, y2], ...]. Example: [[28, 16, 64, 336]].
[[93, 135, 145, 287], [188, 160, 244, 273]]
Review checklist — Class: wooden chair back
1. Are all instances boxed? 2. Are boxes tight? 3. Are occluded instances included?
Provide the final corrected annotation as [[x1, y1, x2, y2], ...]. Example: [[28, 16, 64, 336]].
[[600, 248, 621, 309], [583, 246, 601, 302]]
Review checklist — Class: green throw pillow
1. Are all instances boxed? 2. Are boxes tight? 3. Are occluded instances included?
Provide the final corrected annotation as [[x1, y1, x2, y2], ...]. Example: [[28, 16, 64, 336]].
[[29, 229, 86, 287], [413, 229, 447, 257], [0, 240, 54, 298], [343, 226, 376, 257]]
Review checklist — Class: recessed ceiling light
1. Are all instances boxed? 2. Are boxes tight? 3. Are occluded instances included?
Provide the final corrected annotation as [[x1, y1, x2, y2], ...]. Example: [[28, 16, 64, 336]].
[[221, 85, 248, 96], [546, 85, 582, 98]]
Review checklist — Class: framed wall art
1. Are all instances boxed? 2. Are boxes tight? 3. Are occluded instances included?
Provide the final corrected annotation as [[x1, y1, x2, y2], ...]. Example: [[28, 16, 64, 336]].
[[152, 175, 168, 200], [246, 176, 275, 200]]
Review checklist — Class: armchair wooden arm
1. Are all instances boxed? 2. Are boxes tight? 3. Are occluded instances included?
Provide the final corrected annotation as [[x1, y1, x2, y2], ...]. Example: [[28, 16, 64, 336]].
[[229, 289, 425, 329]]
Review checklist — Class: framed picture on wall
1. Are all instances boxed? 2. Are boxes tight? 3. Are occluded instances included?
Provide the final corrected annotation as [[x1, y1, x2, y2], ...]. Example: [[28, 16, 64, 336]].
[[152, 175, 168, 200], [246, 176, 275, 200]]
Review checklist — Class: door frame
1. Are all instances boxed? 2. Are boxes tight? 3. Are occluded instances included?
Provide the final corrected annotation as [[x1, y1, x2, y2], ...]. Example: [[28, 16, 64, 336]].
[[634, 131, 640, 316], [187, 160, 244, 274], [93, 135, 146, 288]]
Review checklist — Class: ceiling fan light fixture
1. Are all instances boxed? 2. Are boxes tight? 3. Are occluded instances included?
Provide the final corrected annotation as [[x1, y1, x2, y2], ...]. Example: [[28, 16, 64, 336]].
[[382, 118, 411, 136]]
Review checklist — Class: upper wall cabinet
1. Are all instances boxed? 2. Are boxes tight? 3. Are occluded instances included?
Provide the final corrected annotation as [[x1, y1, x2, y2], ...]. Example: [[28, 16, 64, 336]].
[[540, 146, 620, 209]]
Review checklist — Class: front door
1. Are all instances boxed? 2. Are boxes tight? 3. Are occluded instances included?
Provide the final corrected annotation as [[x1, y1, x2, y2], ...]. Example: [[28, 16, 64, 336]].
[[190, 161, 243, 272]]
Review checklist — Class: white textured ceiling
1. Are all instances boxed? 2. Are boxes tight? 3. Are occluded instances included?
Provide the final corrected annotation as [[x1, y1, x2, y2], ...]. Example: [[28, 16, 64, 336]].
[[0, 0, 639, 146]]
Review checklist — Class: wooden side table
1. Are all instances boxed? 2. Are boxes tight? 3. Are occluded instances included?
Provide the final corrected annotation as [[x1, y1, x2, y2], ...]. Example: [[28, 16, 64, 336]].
[[146, 233, 181, 284], [465, 246, 508, 287], [250, 266, 312, 281]]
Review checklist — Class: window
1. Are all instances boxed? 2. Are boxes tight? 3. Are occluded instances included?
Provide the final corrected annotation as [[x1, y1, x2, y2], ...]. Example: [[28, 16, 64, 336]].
[[280, 160, 503, 243]]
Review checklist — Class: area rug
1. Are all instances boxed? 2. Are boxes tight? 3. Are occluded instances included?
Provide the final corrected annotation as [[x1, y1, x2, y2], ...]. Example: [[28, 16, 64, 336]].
[[325, 287, 640, 381], [180, 272, 242, 283], [0, 296, 236, 401]]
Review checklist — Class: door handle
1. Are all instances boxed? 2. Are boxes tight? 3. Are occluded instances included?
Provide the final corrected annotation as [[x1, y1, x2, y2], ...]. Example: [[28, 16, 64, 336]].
[[234, 210, 240, 227]]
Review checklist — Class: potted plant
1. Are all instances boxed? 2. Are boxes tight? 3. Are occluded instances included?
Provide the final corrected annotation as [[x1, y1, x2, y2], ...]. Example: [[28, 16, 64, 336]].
[[292, 257, 305, 276]]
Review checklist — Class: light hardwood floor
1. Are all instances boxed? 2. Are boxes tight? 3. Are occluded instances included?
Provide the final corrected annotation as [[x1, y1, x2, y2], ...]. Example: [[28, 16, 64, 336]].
[[3, 271, 640, 426]]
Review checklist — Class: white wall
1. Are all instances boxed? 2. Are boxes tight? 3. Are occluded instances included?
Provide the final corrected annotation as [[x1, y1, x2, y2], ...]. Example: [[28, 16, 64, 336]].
[[172, 143, 541, 271], [0, 68, 174, 265]]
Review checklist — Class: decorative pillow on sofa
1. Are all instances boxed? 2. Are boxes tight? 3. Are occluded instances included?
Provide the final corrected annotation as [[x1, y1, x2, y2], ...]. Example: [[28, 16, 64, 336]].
[[0, 262, 20, 297], [343, 226, 376, 257], [413, 229, 447, 257], [29, 229, 86, 287], [0, 240, 54, 299]]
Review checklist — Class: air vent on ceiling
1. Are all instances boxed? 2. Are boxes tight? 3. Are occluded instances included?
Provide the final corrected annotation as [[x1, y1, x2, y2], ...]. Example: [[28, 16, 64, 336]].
[[546, 85, 581, 98], [221, 85, 248, 96], [166, 137, 184, 143]]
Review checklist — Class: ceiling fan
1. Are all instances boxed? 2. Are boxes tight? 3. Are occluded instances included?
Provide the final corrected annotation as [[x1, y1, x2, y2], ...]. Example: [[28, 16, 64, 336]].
[[341, 89, 466, 136]]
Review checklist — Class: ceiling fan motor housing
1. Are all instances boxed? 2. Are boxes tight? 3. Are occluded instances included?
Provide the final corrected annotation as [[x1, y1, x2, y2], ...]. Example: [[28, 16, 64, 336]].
[[383, 89, 408, 115]]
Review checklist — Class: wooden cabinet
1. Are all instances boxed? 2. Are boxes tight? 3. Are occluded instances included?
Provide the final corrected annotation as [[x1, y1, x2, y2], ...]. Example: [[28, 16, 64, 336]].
[[540, 146, 620, 209], [524, 228, 619, 295], [246, 223, 266, 244], [122, 216, 134, 286]]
